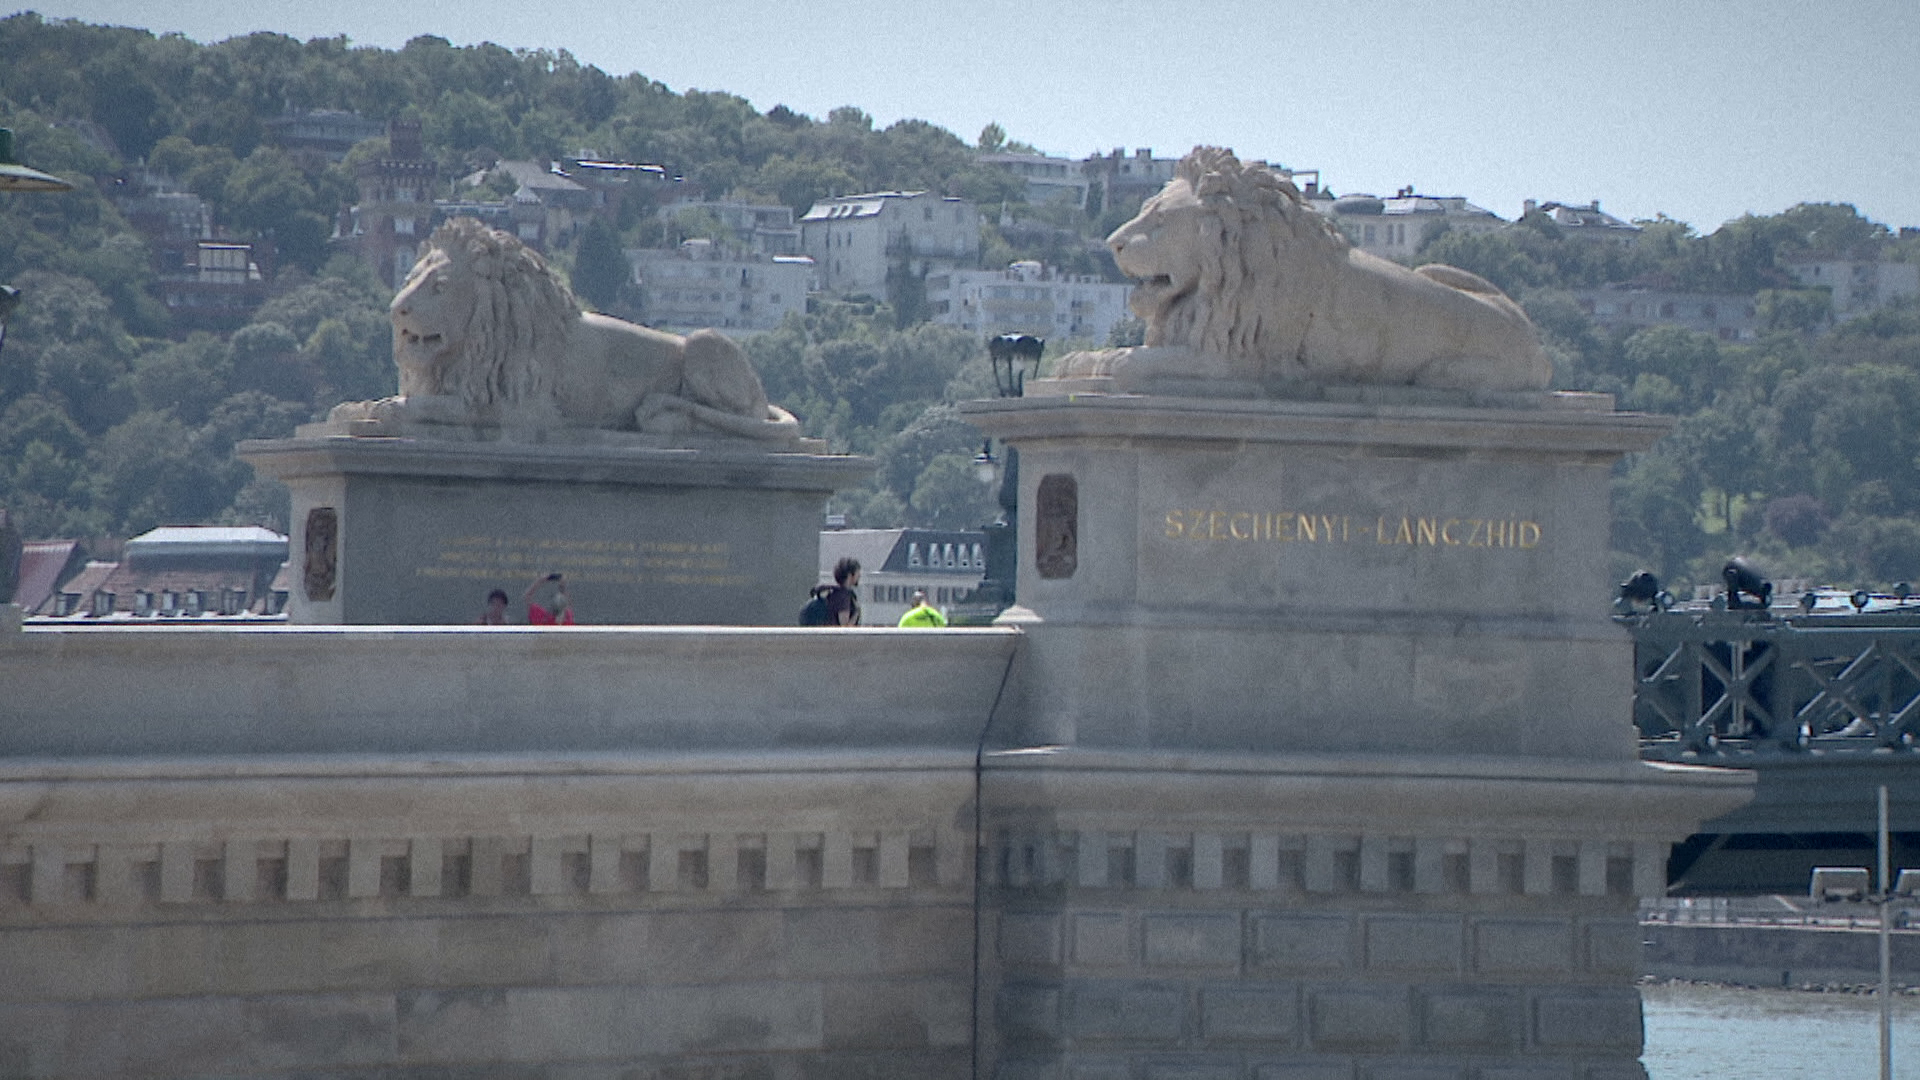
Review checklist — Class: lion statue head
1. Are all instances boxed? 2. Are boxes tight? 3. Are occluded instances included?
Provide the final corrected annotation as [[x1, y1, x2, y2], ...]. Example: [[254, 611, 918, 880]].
[[1108, 147, 1344, 361], [389, 217, 574, 413], [1106, 147, 1549, 392]]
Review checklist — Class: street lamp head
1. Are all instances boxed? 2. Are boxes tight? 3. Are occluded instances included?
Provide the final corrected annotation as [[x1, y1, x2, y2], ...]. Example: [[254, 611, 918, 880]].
[[986, 333, 1044, 398], [972, 440, 997, 485], [0, 129, 75, 193]]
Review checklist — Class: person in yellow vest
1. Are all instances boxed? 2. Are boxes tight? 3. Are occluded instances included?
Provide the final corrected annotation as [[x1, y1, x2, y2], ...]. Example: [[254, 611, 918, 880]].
[[897, 589, 948, 628]]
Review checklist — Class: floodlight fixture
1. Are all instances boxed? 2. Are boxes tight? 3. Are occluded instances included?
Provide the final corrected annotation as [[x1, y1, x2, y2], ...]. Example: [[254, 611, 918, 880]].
[[1810, 866, 1870, 903], [1615, 570, 1666, 614], [1722, 556, 1772, 610], [1895, 869, 1920, 899]]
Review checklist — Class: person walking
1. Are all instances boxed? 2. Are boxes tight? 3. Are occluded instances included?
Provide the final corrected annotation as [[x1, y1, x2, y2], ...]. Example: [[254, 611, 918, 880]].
[[897, 589, 947, 627], [825, 557, 861, 626]]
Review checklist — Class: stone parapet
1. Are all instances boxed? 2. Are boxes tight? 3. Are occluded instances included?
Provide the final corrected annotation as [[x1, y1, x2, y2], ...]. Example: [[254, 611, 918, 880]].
[[0, 624, 1022, 756]]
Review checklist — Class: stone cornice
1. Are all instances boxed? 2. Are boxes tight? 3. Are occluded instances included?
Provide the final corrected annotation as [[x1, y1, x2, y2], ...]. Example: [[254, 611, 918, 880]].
[[238, 435, 875, 491], [959, 393, 1672, 458]]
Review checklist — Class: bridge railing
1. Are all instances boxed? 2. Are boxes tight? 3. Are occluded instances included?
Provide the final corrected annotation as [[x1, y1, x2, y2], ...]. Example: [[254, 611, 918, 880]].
[[1623, 610, 1920, 760]]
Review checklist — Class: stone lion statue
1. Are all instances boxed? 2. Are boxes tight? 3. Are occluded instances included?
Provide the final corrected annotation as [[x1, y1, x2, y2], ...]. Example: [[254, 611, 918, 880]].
[[328, 218, 801, 441], [1102, 147, 1551, 392]]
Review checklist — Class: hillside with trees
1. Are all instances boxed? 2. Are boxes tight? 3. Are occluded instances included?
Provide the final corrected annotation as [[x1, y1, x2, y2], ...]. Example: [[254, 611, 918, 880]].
[[2, 12, 1918, 595]]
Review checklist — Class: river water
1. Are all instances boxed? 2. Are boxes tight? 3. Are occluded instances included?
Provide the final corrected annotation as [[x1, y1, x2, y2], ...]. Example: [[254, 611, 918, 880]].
[[1643, 982, 1920, 1079]]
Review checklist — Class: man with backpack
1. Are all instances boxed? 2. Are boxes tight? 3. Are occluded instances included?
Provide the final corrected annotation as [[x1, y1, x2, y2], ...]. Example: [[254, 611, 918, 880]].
[[826, 558, 862, 625]]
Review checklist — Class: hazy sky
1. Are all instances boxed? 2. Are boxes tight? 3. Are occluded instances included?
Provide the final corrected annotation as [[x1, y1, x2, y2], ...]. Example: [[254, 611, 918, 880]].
[[16, 0, 1918, 233]]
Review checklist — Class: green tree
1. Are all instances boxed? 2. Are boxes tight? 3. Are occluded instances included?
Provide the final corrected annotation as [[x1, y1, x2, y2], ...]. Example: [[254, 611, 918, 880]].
[[1757, 288, 1831, 332], [754, 154, 858, 216], [85, 410, 231, 534], [228, 321, 312, 402], [1613, 451, 1707, 580], [572, 218, 629, 312], [1622, 325, 1721, 410], [908, 452, 997, 530], [128, 334, 233, 423], [223, 147, 328, 272]]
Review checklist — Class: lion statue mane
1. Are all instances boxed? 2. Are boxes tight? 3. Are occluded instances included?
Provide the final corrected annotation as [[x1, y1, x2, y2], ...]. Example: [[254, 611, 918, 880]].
[[328, 217, 801, 441], [1103, 147, 1551, 392]]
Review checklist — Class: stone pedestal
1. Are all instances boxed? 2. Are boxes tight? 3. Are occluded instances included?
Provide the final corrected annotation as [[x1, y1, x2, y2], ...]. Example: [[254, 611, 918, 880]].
[[977, 749, 1749, 1080], [962, 385, 1673, 758], [239, 435, 872, 625], [962, 379, 1750, 1079]]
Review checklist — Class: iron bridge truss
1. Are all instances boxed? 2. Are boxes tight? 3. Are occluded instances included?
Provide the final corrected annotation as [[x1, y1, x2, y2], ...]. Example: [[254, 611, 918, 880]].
[[1625, 611, 1920, 760]]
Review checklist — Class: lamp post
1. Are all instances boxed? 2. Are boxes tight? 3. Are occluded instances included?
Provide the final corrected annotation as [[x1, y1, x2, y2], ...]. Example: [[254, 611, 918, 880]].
[[0, 128, 72, 362], [0, 285, 19, 359], [969, 335, 1043, 617], [1808, 785, 1919, 1080]]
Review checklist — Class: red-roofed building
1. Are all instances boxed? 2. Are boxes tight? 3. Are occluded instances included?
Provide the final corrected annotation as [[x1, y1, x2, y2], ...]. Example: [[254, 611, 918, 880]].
[[11, 539, 88, 614]]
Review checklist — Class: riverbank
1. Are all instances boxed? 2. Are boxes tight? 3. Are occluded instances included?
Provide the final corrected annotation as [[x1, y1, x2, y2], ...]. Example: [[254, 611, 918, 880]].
[[1642, 920, 1920, 989]]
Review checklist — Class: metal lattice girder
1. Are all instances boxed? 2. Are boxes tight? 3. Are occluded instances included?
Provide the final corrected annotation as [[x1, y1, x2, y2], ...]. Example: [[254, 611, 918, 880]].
[[1792, 645, 1882, 737], [1693, 638, 1778, 739], [1626, 611, 1920, 758]]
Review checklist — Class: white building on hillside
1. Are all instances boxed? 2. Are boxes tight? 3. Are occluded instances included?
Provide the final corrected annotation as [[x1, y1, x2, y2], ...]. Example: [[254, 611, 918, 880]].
[[799, 192, 981, 302], [1572, 287, 1759, 342], [1082, 148, 1181, 213], [657, 199, 802, 256], [627, 240, 813, 333], [927, 261, 1134, 344], [1316, 188, 1507, 261], [1783, 255, 1919, 320], [975, 151, 1090, 208], [1522, 200, 1642, 244]]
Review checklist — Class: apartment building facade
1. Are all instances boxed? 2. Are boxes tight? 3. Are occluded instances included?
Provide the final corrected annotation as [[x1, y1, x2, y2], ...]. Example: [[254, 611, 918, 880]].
[[927, 260, 1133, 344], [799, 192, 981, 302]]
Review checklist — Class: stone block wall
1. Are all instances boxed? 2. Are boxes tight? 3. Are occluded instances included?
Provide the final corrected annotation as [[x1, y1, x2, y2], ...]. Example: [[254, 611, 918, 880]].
[[0, 623, 1747, 1078], [991, 902, 1647, 1080], [0, 752, 980, 1079], [974, 750, 1751, 1080]]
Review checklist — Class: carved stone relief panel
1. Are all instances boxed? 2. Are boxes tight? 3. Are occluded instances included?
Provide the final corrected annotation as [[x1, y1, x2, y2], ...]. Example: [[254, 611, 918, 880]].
[[1036, 474, 1077, 579], [304, 507, 338, 601]]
